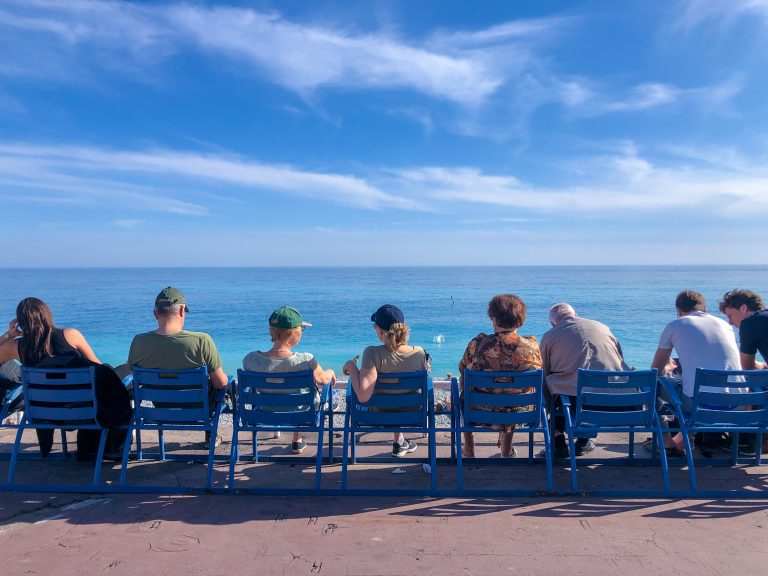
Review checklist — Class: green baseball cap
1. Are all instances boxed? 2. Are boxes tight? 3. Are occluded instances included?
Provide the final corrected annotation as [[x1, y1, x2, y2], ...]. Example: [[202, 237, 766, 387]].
[[155, 286, 189, 312], [269, 306, 312, 329]]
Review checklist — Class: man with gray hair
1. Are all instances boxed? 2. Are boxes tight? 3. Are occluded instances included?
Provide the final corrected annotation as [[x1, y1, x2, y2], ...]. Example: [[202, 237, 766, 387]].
[[540, 303, 630, 457]]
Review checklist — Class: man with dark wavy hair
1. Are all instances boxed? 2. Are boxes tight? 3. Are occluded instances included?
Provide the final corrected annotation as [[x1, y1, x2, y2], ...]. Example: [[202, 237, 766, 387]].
[[719, 289, 768, 371]]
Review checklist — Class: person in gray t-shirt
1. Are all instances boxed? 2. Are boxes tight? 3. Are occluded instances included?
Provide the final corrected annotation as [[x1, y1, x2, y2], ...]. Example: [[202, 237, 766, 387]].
[[242, 306, 335, 454]]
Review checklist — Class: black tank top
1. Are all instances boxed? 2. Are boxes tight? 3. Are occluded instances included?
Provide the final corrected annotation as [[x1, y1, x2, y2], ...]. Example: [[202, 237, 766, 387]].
[[18, 328, 82, 366]]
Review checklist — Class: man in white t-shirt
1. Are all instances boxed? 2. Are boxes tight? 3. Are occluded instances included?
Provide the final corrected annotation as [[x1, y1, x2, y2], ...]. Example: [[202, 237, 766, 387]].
[[651, 290, 741, 453]]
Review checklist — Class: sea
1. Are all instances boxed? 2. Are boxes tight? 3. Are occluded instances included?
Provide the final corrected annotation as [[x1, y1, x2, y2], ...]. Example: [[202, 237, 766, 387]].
[[1, 266, 766, 377]]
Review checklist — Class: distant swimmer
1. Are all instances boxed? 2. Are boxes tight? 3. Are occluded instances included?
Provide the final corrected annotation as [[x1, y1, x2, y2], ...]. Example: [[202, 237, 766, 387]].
[[450, 296, 454, 305]]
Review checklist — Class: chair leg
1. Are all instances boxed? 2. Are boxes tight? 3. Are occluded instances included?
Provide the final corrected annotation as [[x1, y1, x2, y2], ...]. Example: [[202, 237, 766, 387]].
[[456, 426, 463, 493], [159, 429, 166, 461], [60, 429, 69, 458], [92, 429, 108, 486], [678, 427, 696, 491], [628, 431, 635, 460], [119, 423, 135, 486], [567, 433, 578, 491], [341, 426, 350, 490], [757, 432, 763, 466], [429, 426, 437, 493], [656, 430, 671, 492], [327, 414, 335, 464], [228, 423, 239, 494], [528, 430, 534, 462], [351, 429, 357, 464], [205, 429, 217, 490], [136, 427, 143, 460], [8, 425, 26, 484], [315, 422, 325, 491]]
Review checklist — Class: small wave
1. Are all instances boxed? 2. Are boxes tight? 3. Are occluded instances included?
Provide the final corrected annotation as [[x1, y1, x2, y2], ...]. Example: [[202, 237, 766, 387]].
[[432, 334, 445, 344]]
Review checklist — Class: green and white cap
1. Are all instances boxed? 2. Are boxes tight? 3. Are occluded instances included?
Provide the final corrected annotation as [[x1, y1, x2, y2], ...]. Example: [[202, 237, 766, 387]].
[[269, 306, 312, 329]]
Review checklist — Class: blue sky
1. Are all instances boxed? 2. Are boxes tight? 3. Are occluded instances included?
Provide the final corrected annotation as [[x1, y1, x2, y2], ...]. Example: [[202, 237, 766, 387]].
[[1, 0, 767, 266]]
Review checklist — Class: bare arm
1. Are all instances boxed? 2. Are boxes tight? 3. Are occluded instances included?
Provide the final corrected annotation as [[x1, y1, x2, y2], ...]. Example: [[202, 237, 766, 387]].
[[209, 366, 229, 389], [342, 360, 377, 403], [62, 328, 101, 364], [651, 347, 673, 375], [311, 359, 336, 386]]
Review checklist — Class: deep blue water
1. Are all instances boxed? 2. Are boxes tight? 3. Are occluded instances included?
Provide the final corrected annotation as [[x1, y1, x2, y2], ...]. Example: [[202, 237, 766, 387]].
[[1, 266, 766, 376]]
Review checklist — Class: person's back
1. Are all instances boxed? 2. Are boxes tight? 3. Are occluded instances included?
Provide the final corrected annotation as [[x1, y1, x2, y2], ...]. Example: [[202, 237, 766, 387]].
[[128, 330, 221, 372], [541, 313, 628, 397], [659, 311, 740, 396]]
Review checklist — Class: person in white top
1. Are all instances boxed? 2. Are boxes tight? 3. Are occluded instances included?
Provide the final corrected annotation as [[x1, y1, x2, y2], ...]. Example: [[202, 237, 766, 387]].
[[651, 290, 741, 454]]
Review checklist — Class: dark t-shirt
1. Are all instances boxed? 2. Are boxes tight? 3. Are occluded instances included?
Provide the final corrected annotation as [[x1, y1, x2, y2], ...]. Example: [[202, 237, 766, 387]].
[[739, 309, 768, 361]]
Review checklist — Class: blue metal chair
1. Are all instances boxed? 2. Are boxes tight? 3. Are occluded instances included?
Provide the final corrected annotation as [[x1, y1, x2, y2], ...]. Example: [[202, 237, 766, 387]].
[[8, 366, 107, 489], [453, 369, 552, 493], [661, 368, 768, 485], [228, 369, 332, 493], [561, 368, 684, 492], [119, 366, 225, 490], [341, 371, 436, 493]]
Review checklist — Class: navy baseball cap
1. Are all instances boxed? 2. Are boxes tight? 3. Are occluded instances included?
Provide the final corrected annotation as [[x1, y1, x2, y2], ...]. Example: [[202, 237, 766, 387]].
[[371, 304, 404, 330]]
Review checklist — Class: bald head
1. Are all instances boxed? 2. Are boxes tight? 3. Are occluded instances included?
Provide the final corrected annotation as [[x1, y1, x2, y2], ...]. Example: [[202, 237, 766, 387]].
[[549, 303, 576, 325]]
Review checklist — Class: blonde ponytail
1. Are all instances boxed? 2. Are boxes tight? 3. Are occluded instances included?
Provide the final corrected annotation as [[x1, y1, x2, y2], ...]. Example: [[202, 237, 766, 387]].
[[383, 322, 410, 352]]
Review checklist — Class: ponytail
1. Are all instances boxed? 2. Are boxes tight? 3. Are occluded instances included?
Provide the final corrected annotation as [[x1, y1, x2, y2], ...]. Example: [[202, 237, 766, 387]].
[[383, 322, 410, 352]]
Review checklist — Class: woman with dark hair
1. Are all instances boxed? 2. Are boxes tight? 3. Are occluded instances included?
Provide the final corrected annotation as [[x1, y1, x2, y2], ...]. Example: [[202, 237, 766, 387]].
[[0, 297, 131, 458], [344, 304, 430, 457], [458, 294, 542, 458]]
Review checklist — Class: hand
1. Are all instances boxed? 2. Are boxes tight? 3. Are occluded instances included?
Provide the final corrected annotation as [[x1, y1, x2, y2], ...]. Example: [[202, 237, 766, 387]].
[[342, 359, 358, 376], [7, 319, 20, 339]]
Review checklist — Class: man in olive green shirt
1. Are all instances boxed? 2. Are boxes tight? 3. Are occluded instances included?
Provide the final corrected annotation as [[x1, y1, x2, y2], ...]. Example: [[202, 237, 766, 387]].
[[127, 286, 229, 391]]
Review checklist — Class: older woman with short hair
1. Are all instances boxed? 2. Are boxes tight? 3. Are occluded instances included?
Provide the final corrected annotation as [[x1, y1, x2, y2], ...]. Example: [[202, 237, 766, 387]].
[[458, 294, 542, 458]]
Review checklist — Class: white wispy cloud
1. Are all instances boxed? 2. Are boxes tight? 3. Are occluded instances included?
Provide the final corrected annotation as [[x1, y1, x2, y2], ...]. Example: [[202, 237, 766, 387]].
[[393, 143, 768, 215], [676, 0, 768, 31], [556, 77, 742, 116], [0, 0, 511, 106], [0, 142, 425, 213]]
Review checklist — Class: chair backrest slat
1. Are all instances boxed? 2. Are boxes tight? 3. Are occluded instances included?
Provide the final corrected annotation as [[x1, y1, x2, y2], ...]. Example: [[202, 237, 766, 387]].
[[21, 366, 99, 425], [236, 369, 319, 427], [691, 369, 768, 428], [462, 369, 543, 428], [132, 366, 210, 425], [350, 371, 430, 428], [574, 369, 657, 429]]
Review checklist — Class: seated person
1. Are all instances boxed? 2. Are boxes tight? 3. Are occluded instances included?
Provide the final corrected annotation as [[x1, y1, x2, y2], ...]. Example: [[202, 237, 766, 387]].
[[343, 304, 429, 457], [651, 290, 742, 455], [0, 297, 131, 459], [458, 294, 542, 458], [242, 306, 336, 454], [127, 286, 229, 444], [541, 303, 630, 457]]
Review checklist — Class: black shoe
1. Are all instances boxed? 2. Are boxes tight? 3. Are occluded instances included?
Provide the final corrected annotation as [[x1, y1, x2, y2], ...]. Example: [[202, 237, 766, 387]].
[[393, 439, 418, 457], [575, 438, 596, 456], [292, 438, 307, 454]]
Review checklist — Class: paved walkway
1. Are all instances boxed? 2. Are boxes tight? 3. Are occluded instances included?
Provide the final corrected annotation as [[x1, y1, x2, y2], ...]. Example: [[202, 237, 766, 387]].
[[1, 491, 767, 575]]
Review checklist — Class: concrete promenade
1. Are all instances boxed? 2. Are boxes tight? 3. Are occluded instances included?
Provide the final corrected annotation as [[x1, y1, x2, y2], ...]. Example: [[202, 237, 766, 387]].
[[1, 428, 767, 575], [1, 491, 767, 575]]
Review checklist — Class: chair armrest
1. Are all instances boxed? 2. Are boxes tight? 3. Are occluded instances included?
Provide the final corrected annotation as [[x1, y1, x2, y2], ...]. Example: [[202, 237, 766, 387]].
[[319, 383, 332, 405], [122, 374, 133, 388], [658, 378, 683, 406], [560, 396, 572, 408]]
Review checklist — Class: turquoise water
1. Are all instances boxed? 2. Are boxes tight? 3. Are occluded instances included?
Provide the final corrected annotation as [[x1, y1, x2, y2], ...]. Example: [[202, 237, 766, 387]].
[[1, 266, 766, 376]]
